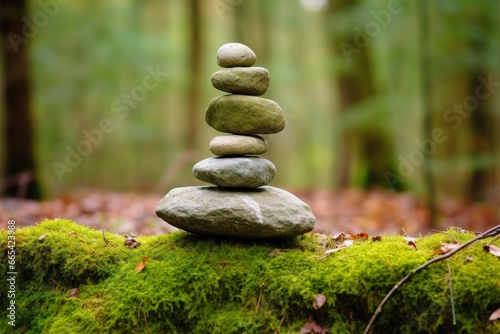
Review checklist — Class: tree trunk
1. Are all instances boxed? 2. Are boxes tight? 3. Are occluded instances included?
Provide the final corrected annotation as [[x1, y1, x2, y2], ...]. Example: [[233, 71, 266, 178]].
[[468, 74, 496, 201], [327, 0, 397, 189], [186, 0, 202, 150], [417, 0, 437, 227], [467, 11, 497, 201], [0, 0, 41, 199]]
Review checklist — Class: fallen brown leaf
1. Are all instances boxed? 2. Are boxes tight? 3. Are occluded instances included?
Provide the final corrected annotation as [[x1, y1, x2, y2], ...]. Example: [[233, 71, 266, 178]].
[[440, 243, 460, 254], [124, 234, 141, 249], [407, 240, 417, 250], [300, 316, 329, 334], [484, 244, 500, 258], [489, 307, 500, 321], [331, 232, 345, 241], [135, 256, 148, 273], [312, 294, 327, 310], [353, 232, 369, 240]]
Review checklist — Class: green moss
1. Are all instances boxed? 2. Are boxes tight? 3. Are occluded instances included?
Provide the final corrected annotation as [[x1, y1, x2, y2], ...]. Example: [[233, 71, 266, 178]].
[[1, 219, 499, 333]]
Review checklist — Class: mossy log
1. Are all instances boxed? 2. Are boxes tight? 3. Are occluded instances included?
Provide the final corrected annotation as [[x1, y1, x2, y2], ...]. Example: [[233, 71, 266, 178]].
[[1, 219, 499, 333]]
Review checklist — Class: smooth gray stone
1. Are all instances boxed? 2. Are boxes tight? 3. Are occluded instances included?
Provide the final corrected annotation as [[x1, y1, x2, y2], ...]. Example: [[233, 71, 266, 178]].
[[206, 95, 285, 135], [209, 135, 268, 156], [217, 43, 256, 67], [192, 156, 275, 188], [156, 186, 316, 239], [211, 67, 270, 96]]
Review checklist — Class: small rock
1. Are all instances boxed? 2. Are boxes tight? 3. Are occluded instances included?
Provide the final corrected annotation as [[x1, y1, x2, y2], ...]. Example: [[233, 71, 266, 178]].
[[192, 156, 275, 188], [209, 135, 268, 156], [211, 67, 270, 95], [156, 186, 316, 239], [217, 43, 256, 67], [206, 95, 285, 134]]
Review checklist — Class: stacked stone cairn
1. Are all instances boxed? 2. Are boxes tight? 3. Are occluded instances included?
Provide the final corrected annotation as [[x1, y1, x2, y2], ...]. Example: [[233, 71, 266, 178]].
[[156, 43, 316, 238]]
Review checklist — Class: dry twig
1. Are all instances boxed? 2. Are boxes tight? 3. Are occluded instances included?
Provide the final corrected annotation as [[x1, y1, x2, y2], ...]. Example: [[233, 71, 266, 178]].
[[255, 282, 265, 314], [488, 234, 500, 245], [432, 229, 461, 244], [102, 228, 114, 247], [273, 310, 288, 334]]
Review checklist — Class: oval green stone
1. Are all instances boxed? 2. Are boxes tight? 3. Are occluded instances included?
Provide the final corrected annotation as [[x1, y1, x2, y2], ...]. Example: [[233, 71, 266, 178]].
[[205, 95, 285, 135]]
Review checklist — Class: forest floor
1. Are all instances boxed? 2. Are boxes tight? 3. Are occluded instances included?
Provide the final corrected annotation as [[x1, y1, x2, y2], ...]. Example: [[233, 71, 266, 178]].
[[1, 188, 498, 236]]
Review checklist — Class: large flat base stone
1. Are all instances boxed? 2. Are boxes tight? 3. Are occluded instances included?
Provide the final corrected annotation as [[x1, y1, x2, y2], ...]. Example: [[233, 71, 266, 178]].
[[156, 186, 316, 239]]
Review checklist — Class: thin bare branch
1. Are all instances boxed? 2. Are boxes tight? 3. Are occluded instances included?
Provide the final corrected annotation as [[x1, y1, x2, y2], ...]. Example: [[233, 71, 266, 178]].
[[432, 229, 460, 244], [274, 310, 287, 334]]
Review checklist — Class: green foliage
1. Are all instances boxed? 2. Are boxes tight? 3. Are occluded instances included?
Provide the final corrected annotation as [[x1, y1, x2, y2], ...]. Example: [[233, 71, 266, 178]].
[[1, 219, 499, 333]]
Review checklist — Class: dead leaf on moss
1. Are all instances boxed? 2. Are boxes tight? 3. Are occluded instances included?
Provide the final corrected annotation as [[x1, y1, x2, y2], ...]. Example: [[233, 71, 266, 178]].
[[336, 232, 369, 241], [135, 256, 148, 273], [489, 307, 500, 321], [353, 232, 369, 240], [404, 231, 418, 250], [407, 240, 417, 250], [68, 231, 77, 236], [312, 294, 326, 310], [331, 232, 346, 241], [440, 243, 460, 254], [484, 244, 500, 258], [124, 234, 141, 249], [68, 288, 79, 298], [372, 236, 382, 242], [300, 316, 329, 334], [402, 228, 417, 244]]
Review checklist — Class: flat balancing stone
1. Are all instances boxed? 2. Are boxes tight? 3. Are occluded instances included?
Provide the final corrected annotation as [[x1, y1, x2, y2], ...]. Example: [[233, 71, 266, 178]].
[[209, 135, 268, 156], [211, 67, 270, 96], [192, 156, 275, 188], [156, 186, 316, 239]]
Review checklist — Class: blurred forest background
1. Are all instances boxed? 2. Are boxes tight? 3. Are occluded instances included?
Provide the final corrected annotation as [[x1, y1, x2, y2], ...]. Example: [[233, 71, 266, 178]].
[[1, 0, 499, 232]]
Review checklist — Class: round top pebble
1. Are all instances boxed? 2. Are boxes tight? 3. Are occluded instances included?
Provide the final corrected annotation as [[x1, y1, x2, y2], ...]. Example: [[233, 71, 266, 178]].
[[217, 43, 256, 68]]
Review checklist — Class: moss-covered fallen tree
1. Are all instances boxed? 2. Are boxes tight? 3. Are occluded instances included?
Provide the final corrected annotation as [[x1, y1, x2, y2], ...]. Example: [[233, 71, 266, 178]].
[[1, 219, 499, 333]]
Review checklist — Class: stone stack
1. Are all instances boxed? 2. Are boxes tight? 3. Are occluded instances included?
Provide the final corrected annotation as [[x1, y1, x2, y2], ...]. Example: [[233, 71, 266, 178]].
[[156, 43, 315, 239]]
